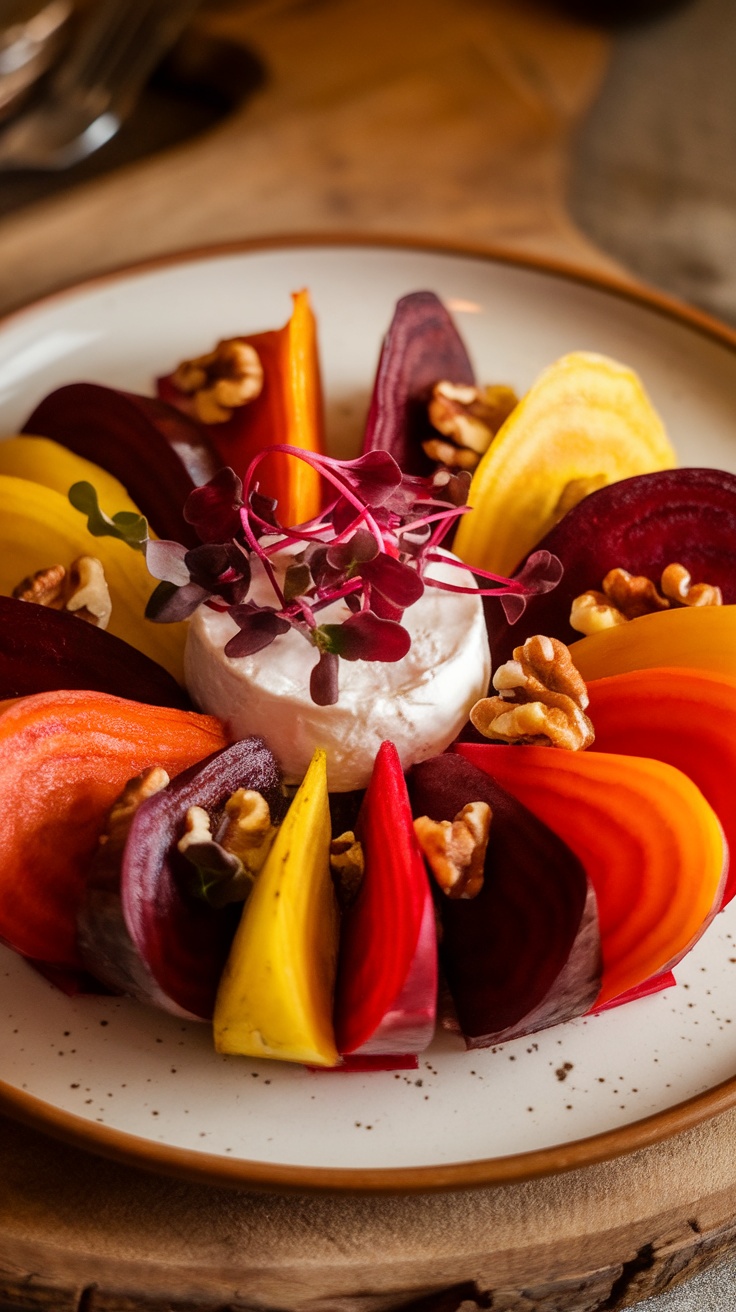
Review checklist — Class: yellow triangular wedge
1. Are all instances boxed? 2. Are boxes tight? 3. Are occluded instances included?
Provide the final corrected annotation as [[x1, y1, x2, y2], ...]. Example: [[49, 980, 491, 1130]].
[[213, 748, 340, 1066]]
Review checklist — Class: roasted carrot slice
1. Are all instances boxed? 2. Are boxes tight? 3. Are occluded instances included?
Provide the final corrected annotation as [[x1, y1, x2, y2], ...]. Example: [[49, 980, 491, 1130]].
[[587, 666, 736, 906], [456, 744, 725, 1005], [158, 289, 325, 525], [0, 690, 227, 971]]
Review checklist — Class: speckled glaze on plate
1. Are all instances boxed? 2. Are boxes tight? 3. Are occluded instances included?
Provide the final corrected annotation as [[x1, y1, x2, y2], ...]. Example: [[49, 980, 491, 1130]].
[[1, 237, 736, 1192]]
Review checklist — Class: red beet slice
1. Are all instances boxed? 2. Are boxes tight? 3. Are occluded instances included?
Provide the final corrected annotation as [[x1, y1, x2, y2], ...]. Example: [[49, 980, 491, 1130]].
[[22, 384, 219, 546], [334, 741, 437, 1056], [361, 291, 476, 475], [77, 738, 286, 1020], [409, 753, 601, 1048], [0, 596, 190, 708], [488, 468, 736, 667]]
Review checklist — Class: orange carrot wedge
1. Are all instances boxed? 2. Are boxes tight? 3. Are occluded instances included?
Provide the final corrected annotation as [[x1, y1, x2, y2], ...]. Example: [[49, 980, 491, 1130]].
[[456, 744, 726, 1006], [158, 289, 325, 525], [569, 605, 736, 682], [0, 690, 228, 972], [587, 666, 736, 906]]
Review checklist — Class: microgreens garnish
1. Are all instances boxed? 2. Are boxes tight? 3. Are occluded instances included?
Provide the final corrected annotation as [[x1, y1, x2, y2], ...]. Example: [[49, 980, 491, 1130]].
[[70, 446, 562, 705], [69, 481, 148, 552]]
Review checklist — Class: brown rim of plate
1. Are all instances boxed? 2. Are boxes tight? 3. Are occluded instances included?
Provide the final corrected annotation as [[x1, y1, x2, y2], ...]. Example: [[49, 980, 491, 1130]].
[[1, 232, 736, 1196]]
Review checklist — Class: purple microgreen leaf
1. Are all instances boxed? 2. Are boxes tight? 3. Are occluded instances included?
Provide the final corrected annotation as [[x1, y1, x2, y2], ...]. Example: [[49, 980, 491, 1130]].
[[317, 611, 411, 662], [331, 496, 363, 537], [336, 450, 403, 506], [179, 839, 253, 909], [145, 580, 209, 622], [184, 543, 251, 600], [500, 591, 528, 624], [512, 549, 564, 596], [224, 605, 291, 658], [310, 650, 339, 706], [249, 488, 280, 531], [496, 551, 563, 624], [361, 553, 424, 608], [303, 543, 344, 595], [367, 589, 404, 622], [283, 561, 313, 603], [145, 539, 190, 586], [399, 523, 432, 557], [326, 527, 379, 572], [184, 467, 244, 543], [432, 467, 472, 507]]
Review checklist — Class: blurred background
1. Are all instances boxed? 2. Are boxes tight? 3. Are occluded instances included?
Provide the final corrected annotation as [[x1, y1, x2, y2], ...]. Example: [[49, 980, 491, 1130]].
[[0, 0, 731, 326]]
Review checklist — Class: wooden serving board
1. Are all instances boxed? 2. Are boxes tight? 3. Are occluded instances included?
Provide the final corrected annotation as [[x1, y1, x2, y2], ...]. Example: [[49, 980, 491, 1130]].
[[0, 1, 731, 1308], [3, 1103, 736, 1310]]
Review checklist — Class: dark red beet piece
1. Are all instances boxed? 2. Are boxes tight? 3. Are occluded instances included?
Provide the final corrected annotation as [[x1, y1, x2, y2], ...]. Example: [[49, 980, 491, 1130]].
[[362, 291, 475, 475], [22, 384, 219, 546], [77, 738, 286, 1020], [0, 596, 190, 707], [489, 468, 736, 667], [409, 753, 601, 1048]]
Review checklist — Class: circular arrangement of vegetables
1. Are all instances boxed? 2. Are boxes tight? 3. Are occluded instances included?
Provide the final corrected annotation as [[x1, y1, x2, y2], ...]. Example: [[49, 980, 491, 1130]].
[[1, 286, 734, 1077]]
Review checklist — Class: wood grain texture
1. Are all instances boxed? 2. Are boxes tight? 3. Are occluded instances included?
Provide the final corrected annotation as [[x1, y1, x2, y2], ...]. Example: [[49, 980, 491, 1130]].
[[3, 1104, 736, 1310], [0, 0, 625, 319]]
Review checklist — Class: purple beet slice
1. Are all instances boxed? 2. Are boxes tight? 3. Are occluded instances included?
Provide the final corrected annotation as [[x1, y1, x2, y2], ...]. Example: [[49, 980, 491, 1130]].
[[22, 384, 220, 546], [488, 468, 736, 667], [77, 738, 286, 1020], [362, 291, 475, 475], [0, 596, 190, 708], [409, 753, 601, 1047]]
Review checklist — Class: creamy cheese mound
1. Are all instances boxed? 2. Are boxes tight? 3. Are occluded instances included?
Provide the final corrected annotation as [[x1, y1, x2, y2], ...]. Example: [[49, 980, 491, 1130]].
[[184, 550, 491, 791]]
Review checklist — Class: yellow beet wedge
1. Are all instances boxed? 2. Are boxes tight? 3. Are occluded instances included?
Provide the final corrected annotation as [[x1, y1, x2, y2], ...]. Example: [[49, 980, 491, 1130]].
[[213, 748, 340, 1066], [0, 474, 186, 682], [0, 436, 145, 520], [569, 606, 736, 682], [453, 352, 676, 577]]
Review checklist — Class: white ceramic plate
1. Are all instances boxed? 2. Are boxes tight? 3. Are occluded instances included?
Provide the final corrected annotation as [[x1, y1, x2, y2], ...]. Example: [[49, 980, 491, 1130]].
[[1, 238, 736, 1191]]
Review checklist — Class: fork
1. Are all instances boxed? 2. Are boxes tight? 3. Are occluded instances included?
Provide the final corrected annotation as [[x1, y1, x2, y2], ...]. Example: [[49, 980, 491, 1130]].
[[0, 0, 203, 170]]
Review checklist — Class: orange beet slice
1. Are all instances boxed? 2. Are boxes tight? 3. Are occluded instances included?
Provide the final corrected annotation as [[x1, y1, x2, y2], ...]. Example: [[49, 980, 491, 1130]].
[[456, 744, 726, 1005], [587, 666, 736, 905], [0, 691, 228, 971], [570, 605, 736, 683]]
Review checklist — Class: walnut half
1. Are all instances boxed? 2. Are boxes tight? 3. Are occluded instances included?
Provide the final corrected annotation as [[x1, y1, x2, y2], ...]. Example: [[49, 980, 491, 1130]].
[[176, 789, 278, 908], [471, 635, 595, 751], [172, 338, 264, 424], [13, 555, 112, 629], [414, 802, 491, 899], [570, 563, 723, 636], [424, 380, 518, 470]]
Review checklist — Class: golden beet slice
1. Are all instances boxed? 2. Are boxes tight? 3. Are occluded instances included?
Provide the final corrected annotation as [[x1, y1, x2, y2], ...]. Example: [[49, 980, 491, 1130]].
[[454, 352, 676, 577], [213, 748, 340, 1066]]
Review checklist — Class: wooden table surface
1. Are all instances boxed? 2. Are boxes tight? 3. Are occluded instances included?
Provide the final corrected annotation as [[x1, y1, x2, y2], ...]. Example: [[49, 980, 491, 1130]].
[[1, 2, 734, 1309]]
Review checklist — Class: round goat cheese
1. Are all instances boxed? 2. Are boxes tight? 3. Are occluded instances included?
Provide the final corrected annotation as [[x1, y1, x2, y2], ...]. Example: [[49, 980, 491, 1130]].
[[184, 552, 491, 791]]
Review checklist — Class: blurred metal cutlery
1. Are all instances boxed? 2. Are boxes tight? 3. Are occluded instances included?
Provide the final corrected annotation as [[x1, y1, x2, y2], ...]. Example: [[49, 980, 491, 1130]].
[[0, 0, 203, 171], [0, 0, 72, 122]]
